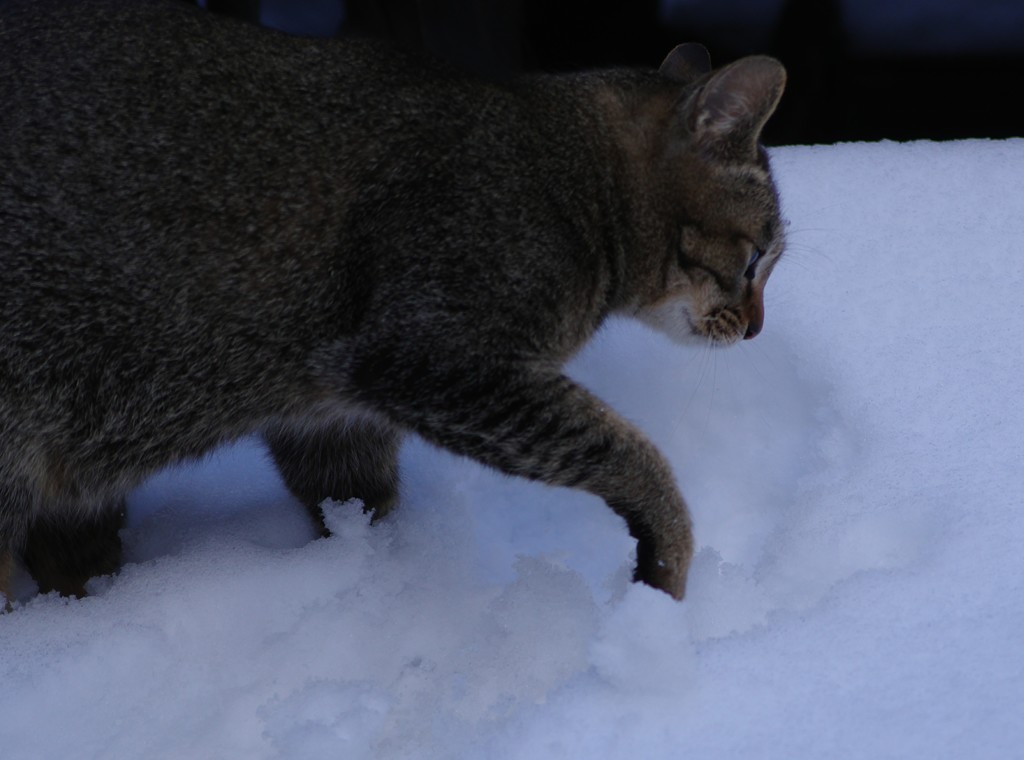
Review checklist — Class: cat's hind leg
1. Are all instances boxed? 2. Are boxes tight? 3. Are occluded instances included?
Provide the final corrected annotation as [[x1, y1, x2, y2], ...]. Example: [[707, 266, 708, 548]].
[[265, 417, 402, 536], [0, 551, 14, 611], [1, 480, 32, 609], [23, 500, 126, 598]]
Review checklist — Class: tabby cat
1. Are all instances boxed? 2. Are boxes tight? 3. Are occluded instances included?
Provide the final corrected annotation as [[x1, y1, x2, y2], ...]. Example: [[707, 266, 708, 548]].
[[0, 0, 785, 604]]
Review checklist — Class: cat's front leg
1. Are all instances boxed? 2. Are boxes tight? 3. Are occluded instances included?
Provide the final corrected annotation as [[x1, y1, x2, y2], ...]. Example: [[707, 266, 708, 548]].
[[354, 360, 693, 599]]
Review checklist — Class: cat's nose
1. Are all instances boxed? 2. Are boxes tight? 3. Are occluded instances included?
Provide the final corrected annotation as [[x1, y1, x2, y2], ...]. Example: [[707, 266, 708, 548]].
[[743, 295, 764, 339]]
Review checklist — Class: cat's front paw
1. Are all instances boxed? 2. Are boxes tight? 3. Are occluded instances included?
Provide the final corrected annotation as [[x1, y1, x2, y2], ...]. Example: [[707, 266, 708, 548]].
[[633, 532, 691, 600]]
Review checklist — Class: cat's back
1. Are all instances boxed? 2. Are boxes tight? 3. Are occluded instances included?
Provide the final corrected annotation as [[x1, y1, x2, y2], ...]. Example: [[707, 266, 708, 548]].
[[0, 0, 620, 351], [0, 0, 419, 107], [0, 0, 451, 183], [0, 0, 503, 322], [1, 0, 509, 223]]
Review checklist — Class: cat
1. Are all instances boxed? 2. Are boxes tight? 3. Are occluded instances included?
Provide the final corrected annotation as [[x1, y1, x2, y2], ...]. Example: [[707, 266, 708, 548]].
[[0, 0, 786, 605]]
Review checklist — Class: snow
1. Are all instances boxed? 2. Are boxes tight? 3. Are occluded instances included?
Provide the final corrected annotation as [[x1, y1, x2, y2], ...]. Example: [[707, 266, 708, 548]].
[[3, 139, 1024, 758]]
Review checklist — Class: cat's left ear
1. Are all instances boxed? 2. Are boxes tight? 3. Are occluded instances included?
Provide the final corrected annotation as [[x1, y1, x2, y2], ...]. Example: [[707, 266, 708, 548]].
[[684, 55, 786, 161], [659, 43, 711, 84]]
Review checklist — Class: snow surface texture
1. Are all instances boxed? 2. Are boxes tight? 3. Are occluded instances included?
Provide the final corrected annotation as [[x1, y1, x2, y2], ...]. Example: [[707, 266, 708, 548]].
[[2, 140, 1023, 758]]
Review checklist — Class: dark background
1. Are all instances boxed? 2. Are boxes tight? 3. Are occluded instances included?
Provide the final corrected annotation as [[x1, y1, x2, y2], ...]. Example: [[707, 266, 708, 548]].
[[203, 0, 1024, 146]]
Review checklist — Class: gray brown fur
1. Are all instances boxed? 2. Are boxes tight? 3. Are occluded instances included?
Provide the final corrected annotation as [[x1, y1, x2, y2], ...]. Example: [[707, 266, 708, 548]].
[[0, 0, 786, 604]]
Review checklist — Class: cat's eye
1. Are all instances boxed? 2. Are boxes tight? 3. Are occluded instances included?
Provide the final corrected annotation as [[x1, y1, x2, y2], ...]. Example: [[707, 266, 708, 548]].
[[744, 248, 763, 280]]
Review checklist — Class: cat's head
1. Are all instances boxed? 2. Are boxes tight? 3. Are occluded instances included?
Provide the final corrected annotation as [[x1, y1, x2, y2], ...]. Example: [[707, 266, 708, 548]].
[[629, 46, 787, 346]]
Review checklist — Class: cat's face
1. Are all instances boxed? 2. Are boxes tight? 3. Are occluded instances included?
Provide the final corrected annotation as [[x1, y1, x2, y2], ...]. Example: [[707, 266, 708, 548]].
[[634, 50, 786, 347], [638, 148, 785, 346]]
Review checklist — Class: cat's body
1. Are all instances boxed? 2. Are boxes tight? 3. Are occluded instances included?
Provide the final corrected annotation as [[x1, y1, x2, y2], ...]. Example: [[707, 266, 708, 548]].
[[0, 0, 785, 603]]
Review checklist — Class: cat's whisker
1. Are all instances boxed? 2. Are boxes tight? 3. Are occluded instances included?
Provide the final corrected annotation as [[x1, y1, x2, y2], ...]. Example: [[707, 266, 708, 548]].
[[780, 229, 833, 265], [681, 343, 714, 420]]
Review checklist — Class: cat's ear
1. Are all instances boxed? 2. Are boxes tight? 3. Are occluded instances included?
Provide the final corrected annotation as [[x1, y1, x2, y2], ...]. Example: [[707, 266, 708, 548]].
[[659, 43, 711, 84], [684, 55, 786, 161]]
